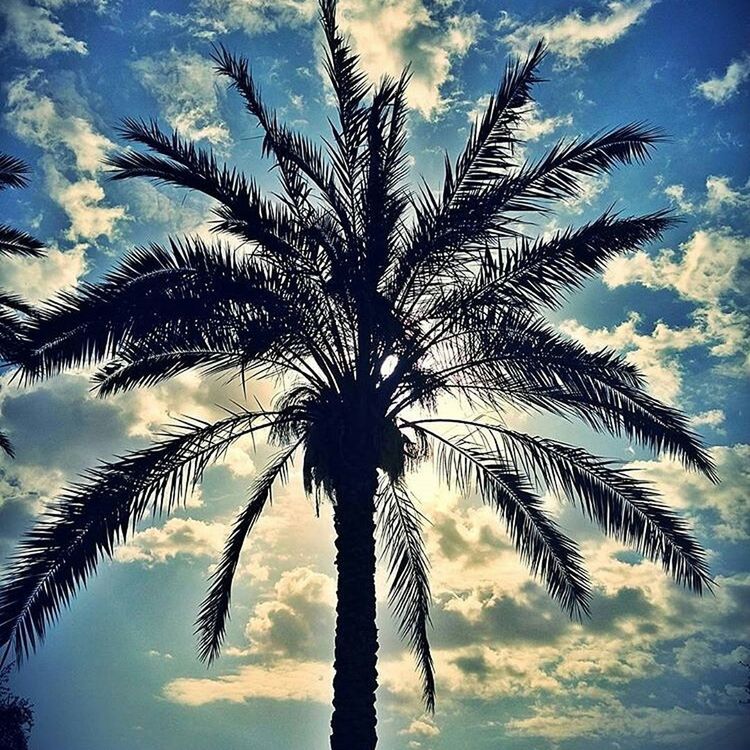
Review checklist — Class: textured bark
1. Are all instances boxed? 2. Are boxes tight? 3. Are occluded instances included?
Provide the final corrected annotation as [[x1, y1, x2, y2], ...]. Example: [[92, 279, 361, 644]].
[[329, 456, 379, 750]]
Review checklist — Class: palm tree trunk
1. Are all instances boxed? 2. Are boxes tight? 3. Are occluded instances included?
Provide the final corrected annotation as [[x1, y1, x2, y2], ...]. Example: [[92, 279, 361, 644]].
[[329, 460, 379, 750]]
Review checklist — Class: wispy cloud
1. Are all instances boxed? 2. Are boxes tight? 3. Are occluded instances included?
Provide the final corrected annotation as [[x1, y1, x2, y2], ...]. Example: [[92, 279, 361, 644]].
[[695, 54, 750, 105], [501, 1, 654, 65], [132, 50, 231, 146]]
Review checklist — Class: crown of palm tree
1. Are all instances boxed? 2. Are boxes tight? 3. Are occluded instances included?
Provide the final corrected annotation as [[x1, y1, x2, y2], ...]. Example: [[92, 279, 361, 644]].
[[0, 0, 714, 730], [0, 153, 45, 457]]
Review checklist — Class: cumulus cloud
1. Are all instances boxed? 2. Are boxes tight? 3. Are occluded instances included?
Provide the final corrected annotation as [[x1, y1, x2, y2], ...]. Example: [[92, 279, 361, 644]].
[[4, 71, 127, 242], [502, 1, 654, 65], [336, 0, 482, 118], [132, 50, 231, 145], [627, 444, 750, 541], [164, 659, 332, 704], [114, 517, 228, 564], [559, 313, 705, 404], [44, 161, 126, 241], [515, 101, 573, 142], [245, 567, 334, 659], [663, 175, 748, 216], [0, 0, 88, 59], [704, 175, 749, 213], [0, 243, 87, 302], [598, 228, 750, 380], [185, 0, 481, 119], [505, 697, 731, 744], [189, 0, 318, 37], [604, 229, 748, 305], [695, 54, 750, 105]]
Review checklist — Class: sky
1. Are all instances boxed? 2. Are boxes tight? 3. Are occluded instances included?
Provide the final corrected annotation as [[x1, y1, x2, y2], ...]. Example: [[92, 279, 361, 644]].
[[0, 0, 748, 748]]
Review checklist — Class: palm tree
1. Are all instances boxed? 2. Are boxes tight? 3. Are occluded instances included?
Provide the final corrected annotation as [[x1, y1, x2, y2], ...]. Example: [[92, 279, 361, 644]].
[[0, 154, 45, 457], [0, 2, 715, 747]]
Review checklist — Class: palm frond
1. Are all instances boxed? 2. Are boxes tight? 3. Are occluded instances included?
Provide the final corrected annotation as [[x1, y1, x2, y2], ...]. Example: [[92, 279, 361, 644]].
[[0, 226, 45, 258], [196, 440, 300, 664], [18, 238, 297, 383], [0, 155, 29, 191], [432, 211, 676, 317], [0, 431, 14, 458], [499, 123, 665, 212], [447, 41, 545, 202], [377, 476, 435, 711], [413, 419, 712, 593], [0, 410, 275, 666], [409, 422, 591, 616]]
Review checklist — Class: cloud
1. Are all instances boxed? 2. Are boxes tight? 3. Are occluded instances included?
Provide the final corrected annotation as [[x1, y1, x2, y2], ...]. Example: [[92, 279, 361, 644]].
[[695, 54, 750, 105], [114, 517, 228, 564], [189, 0, 318, 37], [664, 184, 694, 213], [44, 161, 126, 241], [502, 1, 654, 65], [559, 313, 705, 404], [187, 0, 481, 119], [690, 409, 725, 428], [131, 50, 231, 145], [663, 176, 748, 215], [598, 228, 750, 380], [245, 566, 335, 659], [505, 697, 732, 744], [4, 71, 127, 242], [705, 175, 749, 213], [515, 101, 573, 142], [0, 0, 88, 59], [673, 639, 750, 678], [163, 659, 332, 705], [6, 72, 114, 173], [335, 0, 482, 118], [627, 444, 750, 541], [399, 718, 440, 737], [0, 243, 87, 302]]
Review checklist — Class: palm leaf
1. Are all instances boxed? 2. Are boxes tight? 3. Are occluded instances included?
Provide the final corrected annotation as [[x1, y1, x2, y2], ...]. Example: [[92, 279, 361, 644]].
[[195, 440, 301, 664], [0, 411, 275, 666], [377, 476, 435, 711], [409, 422, 591, 616]]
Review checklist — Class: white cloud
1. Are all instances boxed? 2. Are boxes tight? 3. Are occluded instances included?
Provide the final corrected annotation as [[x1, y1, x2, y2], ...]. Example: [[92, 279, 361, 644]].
[[114, 517, 228, 564], [673, 639, 750, 678], [627, 445, 750, 541], [559, 313, 703, 404], [400, 718, 440, 737], [603, 229, 748, 304], [505, 698, 731, 744], [663, 175, 748, 216], [190, 0, 318, 37], [336, 0, 482, 118], [132, 50, 231, 146], [690, 409, 725, 428], [0, 243, 87, 302], [502, 1, 654, 65], [516, 101, 573, 142], [4, 72, 127, 243], [44, 162, 126, 241], [696, 54, 750, 105], [163, 659, 332, 704], [6, 72, 115, 173], [664, 184, 694, 213], [705, 175, 748, 213], [0, 0, 88, 59], [245, 566, 335, 658]]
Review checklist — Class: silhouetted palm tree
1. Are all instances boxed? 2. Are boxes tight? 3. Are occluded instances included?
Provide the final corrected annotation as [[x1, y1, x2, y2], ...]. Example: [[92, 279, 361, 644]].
[[0, 2, 715, 747], [0, 154, 45, 457]]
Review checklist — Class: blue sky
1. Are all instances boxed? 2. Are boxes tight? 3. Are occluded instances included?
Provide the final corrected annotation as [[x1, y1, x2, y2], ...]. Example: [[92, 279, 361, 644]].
[[0, 1, 748, 748]]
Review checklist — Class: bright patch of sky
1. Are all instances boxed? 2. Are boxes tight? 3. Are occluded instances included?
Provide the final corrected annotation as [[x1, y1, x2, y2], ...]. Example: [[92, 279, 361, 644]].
[[0, 1, 748, 749]]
